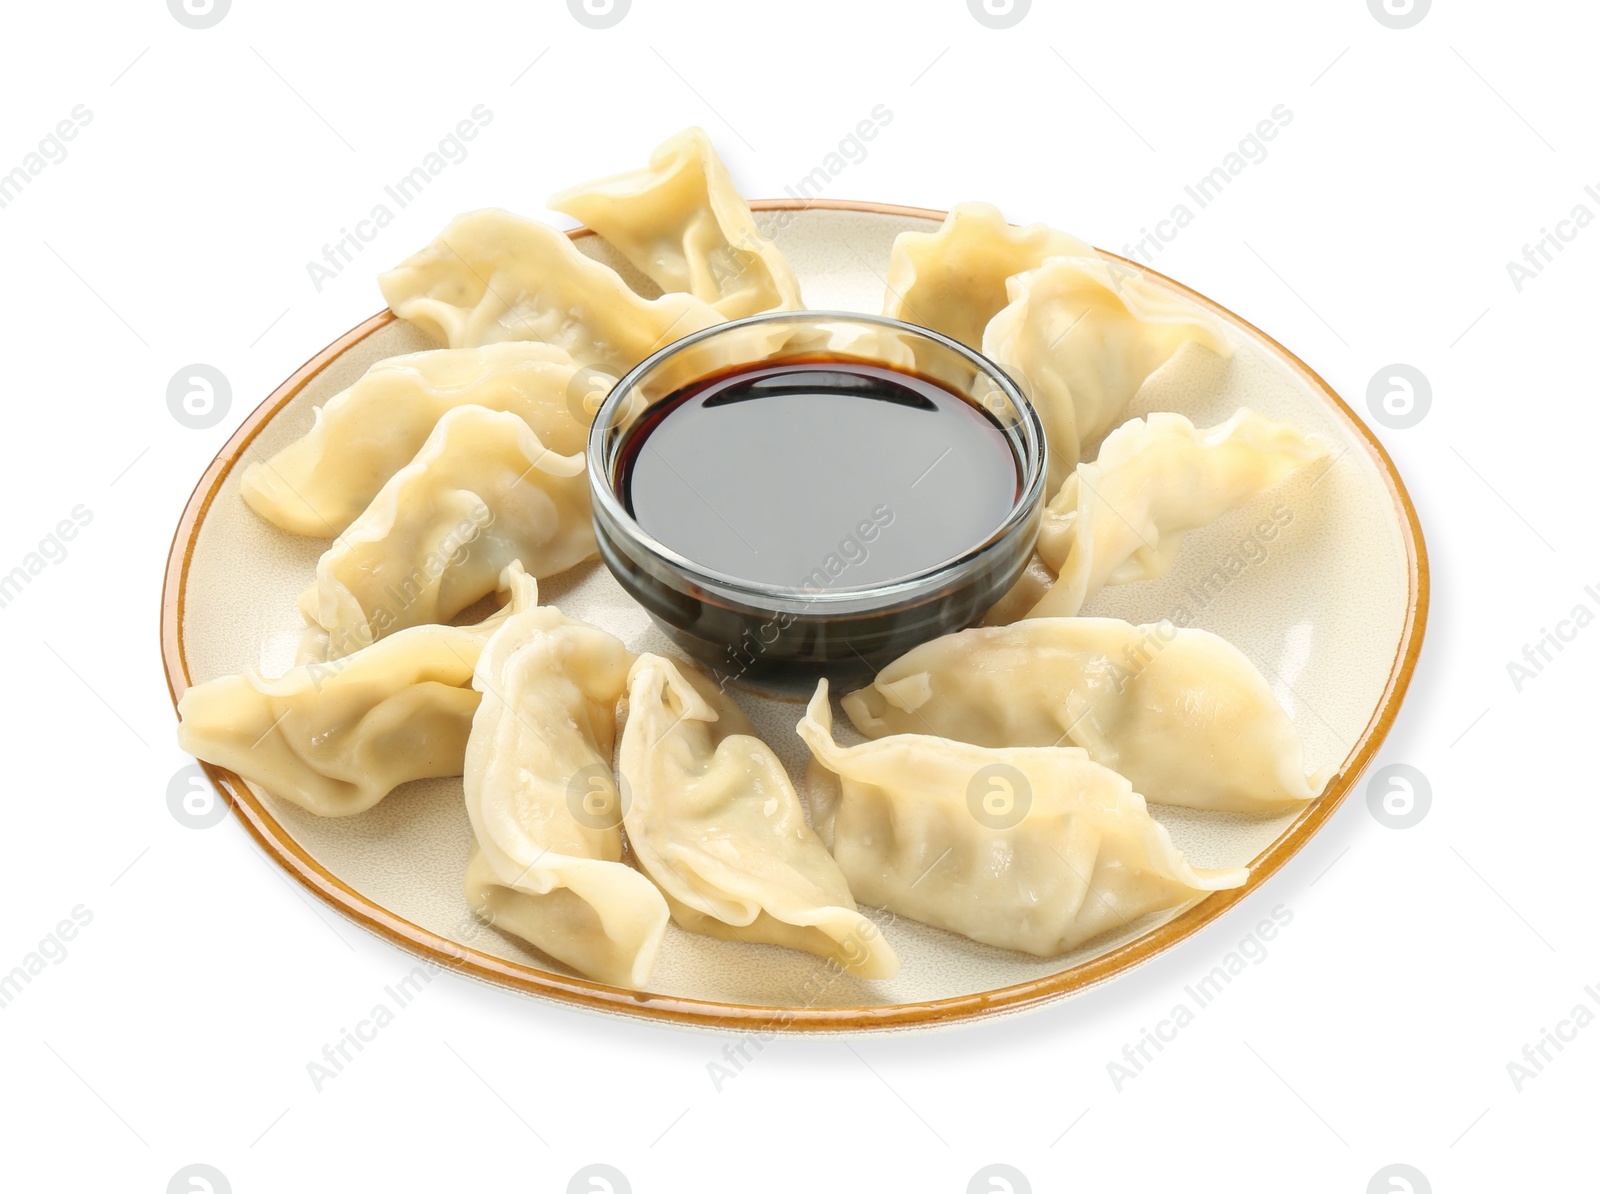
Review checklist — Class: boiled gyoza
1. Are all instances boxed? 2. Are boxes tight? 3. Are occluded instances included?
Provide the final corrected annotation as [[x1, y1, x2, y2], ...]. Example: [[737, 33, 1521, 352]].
[[299, 405, 594, 657], [184, 138, 1367, 1007], [463, 567, 667, 989], [176, 565, 536, 817], [982, 256, 1233, 492], [842, 618, 1332, 813], [240, 343, 614, 537], [978, 555, 1056, 626], [551, 127, 803, 319], [799, 682, 1246, 956], [378, 208, 723, 373], [1026, 408, 1326, 619], [617, 655, 898, 978], [881, 202, 1092, 349]]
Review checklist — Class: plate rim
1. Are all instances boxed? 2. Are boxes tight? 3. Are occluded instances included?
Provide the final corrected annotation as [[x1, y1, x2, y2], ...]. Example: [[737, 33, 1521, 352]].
[[159, 197, 1430, 1032]]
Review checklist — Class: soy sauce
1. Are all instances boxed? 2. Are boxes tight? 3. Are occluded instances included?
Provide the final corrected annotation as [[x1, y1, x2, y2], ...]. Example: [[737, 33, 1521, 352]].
[[615, 357, 1020, 590]]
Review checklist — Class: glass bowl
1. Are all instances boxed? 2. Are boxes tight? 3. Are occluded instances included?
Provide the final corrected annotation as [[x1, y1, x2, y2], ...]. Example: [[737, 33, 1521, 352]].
[[587, 311, 1046, 690]]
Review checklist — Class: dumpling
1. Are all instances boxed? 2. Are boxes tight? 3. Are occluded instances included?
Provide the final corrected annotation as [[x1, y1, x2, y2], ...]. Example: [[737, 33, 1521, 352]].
[[378, 208, 724, 373], [299, 405, 594, 657], [240, 343, 614, 537], [550, 127, 803, 319], [982, 256, 1234, 492], [978, 555, 1056, 626], [1026, 408, 1326, 619], [798, 682, 1246, 956], [617, 654, 899, 978], [881, 202, 1092, 349], [463, 567, 668, 989], [175, 565, 536, 817], [841, 618, 1332, 813]]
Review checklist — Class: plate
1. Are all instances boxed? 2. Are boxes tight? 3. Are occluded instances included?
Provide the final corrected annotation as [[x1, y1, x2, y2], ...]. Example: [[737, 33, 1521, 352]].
[[160, 200, 1428, 1031]]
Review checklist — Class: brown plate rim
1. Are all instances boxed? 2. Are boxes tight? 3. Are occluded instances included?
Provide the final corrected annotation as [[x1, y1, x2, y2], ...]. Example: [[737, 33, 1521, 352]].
[[158, 197, 1430, 1032]]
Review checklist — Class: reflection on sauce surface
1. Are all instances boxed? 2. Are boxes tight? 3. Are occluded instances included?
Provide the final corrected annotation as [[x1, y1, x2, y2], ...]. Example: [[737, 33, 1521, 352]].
[[616, 358, 1020, 589]]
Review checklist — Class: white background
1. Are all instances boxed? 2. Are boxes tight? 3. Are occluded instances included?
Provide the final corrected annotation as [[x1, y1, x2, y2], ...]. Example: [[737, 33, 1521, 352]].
[[1, 1, 1592, 1190]]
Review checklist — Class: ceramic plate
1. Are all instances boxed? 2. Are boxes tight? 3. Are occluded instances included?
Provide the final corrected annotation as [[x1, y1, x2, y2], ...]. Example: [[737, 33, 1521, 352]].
[[160, 200, 1428, 1032]]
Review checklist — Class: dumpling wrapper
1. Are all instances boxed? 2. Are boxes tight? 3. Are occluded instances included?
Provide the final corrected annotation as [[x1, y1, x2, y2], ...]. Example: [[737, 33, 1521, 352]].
[[978, 555, 1056, 627], [175, 563, 536, 817], [378, 207, 723, 373], [982, 256, 1234, 492], [799, 682, 1247, 957], [463, 567, 667, 990], [299, 405, 594, 657], [550, 126, 803, 319], [842, 618, 1332, 813], [881, 201, 1092, 349], [240, 343, 614, 537], [617, 654, 898, 979], [1026, 408, 1327, 619]]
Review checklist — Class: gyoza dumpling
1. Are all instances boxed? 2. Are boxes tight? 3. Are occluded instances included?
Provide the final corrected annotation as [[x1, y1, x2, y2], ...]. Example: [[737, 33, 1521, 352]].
[[463, 567, 667, 989], [1026, 409, 1326, 619], [978, 555, 1056, 626], [617, 655, 899, 978], [550, 127, 803, 319], [841, 618, 1332, 813], [175, 565, 537, 817], [240, 343, 614, 537], [881, 202, 1092, 349], [983, 256, 1234, 492], [798, 682, 1246, 956], [378, 208, 724, 373], [300, 406, 594, 657]]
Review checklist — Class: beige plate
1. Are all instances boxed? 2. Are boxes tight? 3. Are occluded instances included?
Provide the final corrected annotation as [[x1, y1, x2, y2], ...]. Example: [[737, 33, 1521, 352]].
[[160, 200, 1428, 1032]]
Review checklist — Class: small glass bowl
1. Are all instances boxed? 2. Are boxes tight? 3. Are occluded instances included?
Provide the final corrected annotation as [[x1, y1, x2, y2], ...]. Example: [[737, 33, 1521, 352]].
[[587, 311, 1046, 689]]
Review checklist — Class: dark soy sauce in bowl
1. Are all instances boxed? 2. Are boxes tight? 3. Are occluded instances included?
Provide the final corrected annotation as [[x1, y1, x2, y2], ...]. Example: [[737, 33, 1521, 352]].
[[616, 359, 1020, 591], [589, 312, 1046, 690]]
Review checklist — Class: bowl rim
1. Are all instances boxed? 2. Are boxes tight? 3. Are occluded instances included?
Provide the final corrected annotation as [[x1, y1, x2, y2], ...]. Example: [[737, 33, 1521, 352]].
[[585, 309, 1047, 613], [159, 197, 1430, 1033]]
